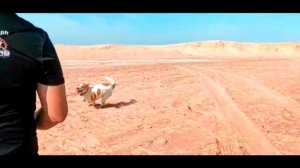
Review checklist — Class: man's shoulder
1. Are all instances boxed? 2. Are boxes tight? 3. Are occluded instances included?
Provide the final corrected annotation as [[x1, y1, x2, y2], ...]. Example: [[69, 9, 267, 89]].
[[11, 15, 47, 35], [21, 19, 45, 33]]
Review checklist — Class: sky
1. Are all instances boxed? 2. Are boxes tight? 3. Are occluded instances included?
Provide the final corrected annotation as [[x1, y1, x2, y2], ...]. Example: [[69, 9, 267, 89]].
[[17, 13, 300, 45]]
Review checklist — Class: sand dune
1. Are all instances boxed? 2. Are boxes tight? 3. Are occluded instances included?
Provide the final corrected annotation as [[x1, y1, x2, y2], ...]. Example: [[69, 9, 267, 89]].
[[55, 41, 300, 60]]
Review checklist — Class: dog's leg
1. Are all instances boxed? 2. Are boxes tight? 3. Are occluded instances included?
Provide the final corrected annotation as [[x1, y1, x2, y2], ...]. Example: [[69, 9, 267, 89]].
[[92, 100, 98, 108], [90, 92, 99, 108], [101, 97, 106, 108]]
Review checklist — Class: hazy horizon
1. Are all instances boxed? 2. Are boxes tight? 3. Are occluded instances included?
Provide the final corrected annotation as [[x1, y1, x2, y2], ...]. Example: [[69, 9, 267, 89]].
[[53, 40, 300, 47]]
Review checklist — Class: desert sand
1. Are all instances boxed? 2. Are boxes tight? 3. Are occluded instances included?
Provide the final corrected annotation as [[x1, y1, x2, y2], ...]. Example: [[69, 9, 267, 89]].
[[36, 41, 300, 155]]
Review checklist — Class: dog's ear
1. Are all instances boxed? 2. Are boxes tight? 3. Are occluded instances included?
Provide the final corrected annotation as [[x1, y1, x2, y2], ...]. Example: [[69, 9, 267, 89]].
[[80, 83, 89, 88]]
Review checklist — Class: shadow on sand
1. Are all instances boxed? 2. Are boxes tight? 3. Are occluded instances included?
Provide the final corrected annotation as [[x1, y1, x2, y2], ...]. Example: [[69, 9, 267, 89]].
[[96, 99, 137, 109]]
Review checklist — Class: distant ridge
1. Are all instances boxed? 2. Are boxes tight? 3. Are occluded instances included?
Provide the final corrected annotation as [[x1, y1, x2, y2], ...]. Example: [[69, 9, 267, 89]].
[[55, 40, 300, 60]]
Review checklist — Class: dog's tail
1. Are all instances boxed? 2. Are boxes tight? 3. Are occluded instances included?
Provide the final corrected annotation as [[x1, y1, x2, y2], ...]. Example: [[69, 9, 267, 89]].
[[104, 76, 116, 88]]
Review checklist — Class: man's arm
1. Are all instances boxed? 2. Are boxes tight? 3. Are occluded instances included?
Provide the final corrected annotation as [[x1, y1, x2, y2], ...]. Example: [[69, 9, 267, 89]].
[[35, 83, 68, 130]]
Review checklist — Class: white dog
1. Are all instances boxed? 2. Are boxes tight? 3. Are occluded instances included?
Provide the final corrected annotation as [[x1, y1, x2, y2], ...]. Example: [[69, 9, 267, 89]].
[[76, 76, 116, 108]]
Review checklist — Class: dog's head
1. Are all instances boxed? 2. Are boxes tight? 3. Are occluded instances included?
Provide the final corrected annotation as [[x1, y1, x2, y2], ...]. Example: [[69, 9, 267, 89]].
[[76, 83, 90, 96]]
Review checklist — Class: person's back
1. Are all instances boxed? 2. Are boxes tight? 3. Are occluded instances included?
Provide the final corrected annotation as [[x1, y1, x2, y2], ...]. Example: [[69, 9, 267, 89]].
[[0, 14, 68, 156]]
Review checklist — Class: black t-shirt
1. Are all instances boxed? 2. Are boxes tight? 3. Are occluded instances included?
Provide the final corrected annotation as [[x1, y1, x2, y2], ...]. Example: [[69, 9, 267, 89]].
[[0, 14, 64, 156]]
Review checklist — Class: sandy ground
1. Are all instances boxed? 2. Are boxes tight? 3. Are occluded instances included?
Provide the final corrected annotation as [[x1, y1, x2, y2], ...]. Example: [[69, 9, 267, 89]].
[[36, 41, 300, 155]]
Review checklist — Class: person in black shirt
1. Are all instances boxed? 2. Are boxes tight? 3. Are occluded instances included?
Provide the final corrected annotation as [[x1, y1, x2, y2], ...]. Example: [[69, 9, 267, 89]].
[[0, 13, 68, 156]]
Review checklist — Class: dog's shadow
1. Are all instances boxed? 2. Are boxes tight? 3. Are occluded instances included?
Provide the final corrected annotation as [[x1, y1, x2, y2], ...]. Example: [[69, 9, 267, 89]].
[[98, 99, 137, 109]]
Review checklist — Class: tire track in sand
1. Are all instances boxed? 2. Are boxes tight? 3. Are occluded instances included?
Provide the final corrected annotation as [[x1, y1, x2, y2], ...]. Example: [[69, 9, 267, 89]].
[[195, 66, 300, 117], [175, 66, 280, 155]]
